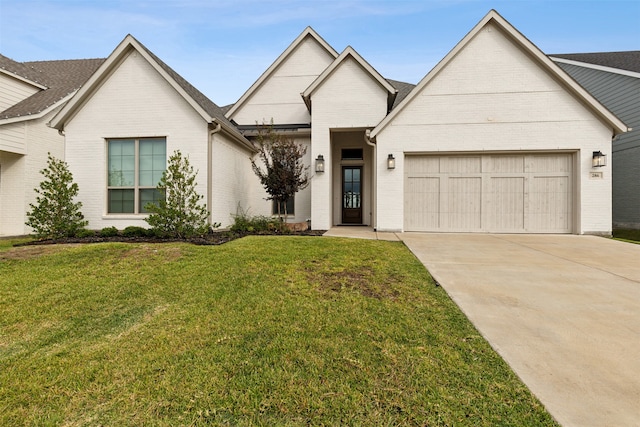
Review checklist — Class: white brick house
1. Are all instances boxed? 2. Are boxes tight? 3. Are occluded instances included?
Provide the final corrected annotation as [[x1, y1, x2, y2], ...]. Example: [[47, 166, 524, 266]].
[[41, 10, 628, 235]]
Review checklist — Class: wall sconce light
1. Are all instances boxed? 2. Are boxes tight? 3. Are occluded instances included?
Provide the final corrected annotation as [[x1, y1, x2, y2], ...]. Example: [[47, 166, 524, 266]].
[[592, 151, 606, 168], [387, 154, 396, 170], [315, 155, 325, 173]]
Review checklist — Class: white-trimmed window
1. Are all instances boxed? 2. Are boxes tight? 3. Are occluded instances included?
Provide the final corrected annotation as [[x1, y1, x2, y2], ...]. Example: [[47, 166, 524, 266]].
[[107, 137, 166, 214]]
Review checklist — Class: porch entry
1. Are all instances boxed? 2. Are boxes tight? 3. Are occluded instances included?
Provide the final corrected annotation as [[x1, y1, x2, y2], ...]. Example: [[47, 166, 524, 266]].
[[342, 166, 362, 224]]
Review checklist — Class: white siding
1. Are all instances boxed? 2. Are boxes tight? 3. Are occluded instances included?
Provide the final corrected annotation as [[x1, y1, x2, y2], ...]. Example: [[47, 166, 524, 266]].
[[63, 50, 210, 230], [0, 73, 40, 112], [310, 56, 389, 230], [375, 22, 613, 234], [0, 121, 27, 154], [0, 110, 65, 236], [231, 36, 335, 126]]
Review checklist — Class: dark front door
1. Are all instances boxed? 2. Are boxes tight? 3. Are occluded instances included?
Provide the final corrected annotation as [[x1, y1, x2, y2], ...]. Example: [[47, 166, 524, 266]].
[[342, 166, 362, 224]]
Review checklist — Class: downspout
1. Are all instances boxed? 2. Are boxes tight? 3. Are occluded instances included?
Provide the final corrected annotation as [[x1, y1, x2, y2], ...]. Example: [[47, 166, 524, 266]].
[[364, 129, 377, 230], [208, 121, 222, 225]]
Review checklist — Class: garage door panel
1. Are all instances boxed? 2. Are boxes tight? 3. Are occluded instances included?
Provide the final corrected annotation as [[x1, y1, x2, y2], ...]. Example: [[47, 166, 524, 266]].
[[529, 176, 571, 231], [488, 177, 525, 230], [488, 155, 525, 173], [405, 177, 440, 230], [443, 156, 481, 173], [404, 153, 573, 233], [444, 177, 481, 230]]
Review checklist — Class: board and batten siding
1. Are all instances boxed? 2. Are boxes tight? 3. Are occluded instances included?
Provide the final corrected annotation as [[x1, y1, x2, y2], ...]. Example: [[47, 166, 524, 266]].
[[309, 56, 390, 230], [63, 49, 210, 230], [0, 73, 40, 112], [375, 22, 614, 234], [555, 61, 640, 229], [231, 36, 336, 126]]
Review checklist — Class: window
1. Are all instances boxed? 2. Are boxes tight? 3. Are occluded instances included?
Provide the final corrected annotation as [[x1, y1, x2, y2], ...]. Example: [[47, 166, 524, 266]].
[[341, 148, 363, 160], [108, 138, 166, 214], [272, 197, 295, 216]]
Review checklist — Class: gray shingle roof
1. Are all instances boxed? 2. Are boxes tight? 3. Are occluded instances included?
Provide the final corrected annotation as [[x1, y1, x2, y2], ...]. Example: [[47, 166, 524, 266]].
[[0, 55, 105, 119], [386, 79, 416, 110], [134, 37, 236, 129], [551, 51, 640, 74]]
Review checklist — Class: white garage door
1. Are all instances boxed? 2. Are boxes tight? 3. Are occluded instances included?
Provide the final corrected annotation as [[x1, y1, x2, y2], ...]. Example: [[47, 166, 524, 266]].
[[404, 153, 573, 233]]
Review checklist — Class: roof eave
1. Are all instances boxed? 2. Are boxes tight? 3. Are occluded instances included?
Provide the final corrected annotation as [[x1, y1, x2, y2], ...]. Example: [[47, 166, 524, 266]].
[[0, 68, 48, 90], [213, 118, 256, 153]]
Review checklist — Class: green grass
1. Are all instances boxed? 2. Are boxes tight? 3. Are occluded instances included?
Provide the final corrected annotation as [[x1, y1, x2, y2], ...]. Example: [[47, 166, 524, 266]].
[[0, 237, 557, 426]]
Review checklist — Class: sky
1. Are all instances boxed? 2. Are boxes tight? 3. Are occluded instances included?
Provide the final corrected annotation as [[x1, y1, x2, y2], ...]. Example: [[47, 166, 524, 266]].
[[1, 0, 638, 106]]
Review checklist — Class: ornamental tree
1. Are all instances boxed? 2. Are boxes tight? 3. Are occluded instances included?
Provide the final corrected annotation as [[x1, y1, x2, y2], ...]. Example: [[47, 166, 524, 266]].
[[250, 123, 309, 220], [144, 150, 211, 238], [26, 153, 87, 239]]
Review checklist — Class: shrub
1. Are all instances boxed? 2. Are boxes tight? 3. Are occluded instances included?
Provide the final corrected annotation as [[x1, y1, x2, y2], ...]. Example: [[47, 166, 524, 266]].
[[122, 226, 150, 238], [230, 211, 281, 233], [76, 229, 95, 238], [145, 150, 210, 239], [26, 153, 88, 239], [99, 226, 119, 237]]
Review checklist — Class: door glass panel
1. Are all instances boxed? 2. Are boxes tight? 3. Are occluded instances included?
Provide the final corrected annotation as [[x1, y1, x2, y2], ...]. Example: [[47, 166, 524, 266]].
[[343, 167, 361, 209]]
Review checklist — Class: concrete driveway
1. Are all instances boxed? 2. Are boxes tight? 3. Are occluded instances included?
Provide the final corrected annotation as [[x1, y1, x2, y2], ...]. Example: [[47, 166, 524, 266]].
[[399, 233, 640, 427]]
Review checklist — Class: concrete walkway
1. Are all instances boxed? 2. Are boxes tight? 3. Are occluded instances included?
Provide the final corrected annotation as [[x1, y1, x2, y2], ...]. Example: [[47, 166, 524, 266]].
[[323, 226, 400, 241], [398, 233, 640, 427]]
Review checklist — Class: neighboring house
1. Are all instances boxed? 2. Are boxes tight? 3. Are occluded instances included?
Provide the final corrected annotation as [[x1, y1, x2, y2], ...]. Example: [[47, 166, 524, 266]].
[[0, 55, 104, 236], [41, 10, 631, 235], [551, 52, 640, 229]]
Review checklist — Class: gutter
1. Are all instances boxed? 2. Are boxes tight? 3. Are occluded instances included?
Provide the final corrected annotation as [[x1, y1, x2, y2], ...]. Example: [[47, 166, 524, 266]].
[[364, 129, 377, 230]]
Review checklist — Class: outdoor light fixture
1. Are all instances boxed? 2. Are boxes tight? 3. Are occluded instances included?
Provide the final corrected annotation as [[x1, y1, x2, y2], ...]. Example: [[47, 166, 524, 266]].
[[315, 155, 325, 173], [592, 151, 606, 167], [387, 154, 396, 170]]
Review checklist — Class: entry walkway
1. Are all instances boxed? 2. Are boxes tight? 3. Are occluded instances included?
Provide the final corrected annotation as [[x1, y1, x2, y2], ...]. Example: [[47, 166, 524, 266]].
[[323, 226, 400, 241], [398, 233, 640, 427]]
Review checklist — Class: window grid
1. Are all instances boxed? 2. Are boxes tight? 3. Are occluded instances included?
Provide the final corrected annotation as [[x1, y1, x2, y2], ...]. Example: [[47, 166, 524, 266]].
[[107, 138, 166, 214]]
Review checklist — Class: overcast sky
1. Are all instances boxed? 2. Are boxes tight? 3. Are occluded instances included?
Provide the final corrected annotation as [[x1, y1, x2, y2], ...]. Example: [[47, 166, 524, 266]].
[[1, 0, 638, 106]]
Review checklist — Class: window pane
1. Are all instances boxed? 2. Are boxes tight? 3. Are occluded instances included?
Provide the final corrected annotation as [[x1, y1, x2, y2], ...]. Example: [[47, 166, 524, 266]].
[[341, 148, 363, 160], [140, 189, 164, 213], [272, 197, 295, 215], [108, 189, 134, 213], [139, 139, 166, 187], [108, 140, 135, 186]]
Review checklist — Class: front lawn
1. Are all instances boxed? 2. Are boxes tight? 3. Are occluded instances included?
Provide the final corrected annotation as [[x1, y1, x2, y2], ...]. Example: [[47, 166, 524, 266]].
[[0, 237, 557, 426]]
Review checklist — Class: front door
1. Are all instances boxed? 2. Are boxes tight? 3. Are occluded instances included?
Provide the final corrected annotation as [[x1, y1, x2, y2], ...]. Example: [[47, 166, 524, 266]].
[[342, 166, 362, 224]]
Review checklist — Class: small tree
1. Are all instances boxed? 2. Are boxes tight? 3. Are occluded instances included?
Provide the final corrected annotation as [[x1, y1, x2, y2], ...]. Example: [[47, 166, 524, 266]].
[[26, 153, 87, 239], [145, 150, 210, 238], [250, 123, 309, 221]]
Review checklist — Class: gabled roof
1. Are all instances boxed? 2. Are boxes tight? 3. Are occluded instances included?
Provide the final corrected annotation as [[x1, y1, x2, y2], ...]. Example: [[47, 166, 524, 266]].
[[551, 51, 640, 78], [301, 46, 398, 112], [0, 55, 104, 122], [225, 26, 339, 120], [371, 9, 629, 139], [49, 35, 251, 149]]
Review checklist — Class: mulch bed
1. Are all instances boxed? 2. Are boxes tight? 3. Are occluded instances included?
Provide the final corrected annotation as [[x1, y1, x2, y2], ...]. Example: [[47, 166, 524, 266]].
[[16, 229, 327, 247]]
